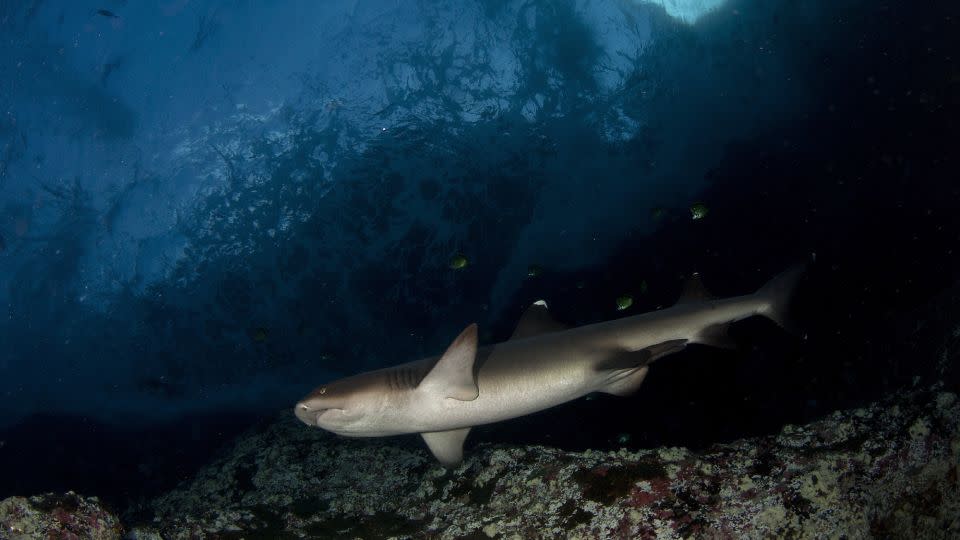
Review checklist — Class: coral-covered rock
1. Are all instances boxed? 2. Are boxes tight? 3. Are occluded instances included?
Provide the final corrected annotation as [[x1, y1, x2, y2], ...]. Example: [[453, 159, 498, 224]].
[[124, 385, 959, 539], [0, 491, 123, 540]]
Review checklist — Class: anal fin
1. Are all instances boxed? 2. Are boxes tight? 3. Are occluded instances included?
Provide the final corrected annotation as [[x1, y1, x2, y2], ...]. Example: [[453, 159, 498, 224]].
[[421, 427, 471, 467], [600, 366, 650, 396], [697, 323, 736, 349]]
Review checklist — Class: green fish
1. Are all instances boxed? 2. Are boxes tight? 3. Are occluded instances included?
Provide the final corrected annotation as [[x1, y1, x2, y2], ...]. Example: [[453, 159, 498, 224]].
[[690, 202, 709, 220], [449, 253, 468, 270], [251, 327, 268, 342], [615, 295, 633, 311], [527, 264, 543, 278]]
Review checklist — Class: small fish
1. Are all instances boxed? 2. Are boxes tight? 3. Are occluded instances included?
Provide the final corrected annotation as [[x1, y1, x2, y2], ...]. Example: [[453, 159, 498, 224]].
[[94, 9, 119, 18], [100, 57, 123, 86], [615, 295, 633, 311], [650, 206, 666, 220], [250, 327, 269, 342], [527, 264, 543, 278], [639, 280, 648, 295], [690, 202, 709, 220], [616, 433, 631, 444], [137, 376, 185, 398], [449, 253, 468, 270], [296, 320, 311, 337]]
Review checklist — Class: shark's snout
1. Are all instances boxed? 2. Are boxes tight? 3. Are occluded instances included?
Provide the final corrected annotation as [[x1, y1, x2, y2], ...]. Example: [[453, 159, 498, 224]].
[[294, 402, 319, 426]]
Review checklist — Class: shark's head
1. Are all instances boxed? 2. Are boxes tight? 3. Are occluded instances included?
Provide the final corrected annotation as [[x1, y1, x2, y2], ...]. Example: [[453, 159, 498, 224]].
[[294, 372, 391, 436]]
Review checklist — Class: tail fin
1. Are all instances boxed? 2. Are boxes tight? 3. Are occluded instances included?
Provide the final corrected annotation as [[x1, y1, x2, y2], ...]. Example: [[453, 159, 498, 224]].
[[756, 264, 805, 335]]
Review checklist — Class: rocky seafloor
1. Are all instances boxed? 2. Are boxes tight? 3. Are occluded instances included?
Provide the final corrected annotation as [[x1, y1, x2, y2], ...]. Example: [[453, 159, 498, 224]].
[[2, 381, 959, 539]]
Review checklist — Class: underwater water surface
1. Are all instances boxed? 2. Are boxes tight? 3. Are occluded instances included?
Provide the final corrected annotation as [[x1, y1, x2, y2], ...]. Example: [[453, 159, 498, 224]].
[[0, 0, 958, 537]]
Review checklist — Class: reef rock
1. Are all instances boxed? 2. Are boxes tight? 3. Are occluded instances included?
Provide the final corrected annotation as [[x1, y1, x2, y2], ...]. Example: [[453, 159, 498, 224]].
[[122, 385, 959, 539], [0, 491, 123, 540]]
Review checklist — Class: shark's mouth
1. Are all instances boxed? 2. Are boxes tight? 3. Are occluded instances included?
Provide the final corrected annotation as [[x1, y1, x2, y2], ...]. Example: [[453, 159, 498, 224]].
[[295, 400, 355, 427], [294, 403, 327, 426], [316, 408, 351, 424]]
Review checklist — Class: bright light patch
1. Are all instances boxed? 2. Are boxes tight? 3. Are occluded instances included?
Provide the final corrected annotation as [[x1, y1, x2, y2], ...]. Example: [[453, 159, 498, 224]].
[[635, 0, 728, 24]]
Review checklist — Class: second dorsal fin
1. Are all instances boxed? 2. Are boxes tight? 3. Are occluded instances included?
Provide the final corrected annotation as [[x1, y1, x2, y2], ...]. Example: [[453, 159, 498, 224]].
[[677, 273, 716, 305], [510, 300, 568, 340]]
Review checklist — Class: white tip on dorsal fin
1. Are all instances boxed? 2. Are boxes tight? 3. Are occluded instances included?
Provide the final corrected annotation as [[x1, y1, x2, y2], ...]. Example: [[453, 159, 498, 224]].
[[676, 272, 716, 305], [419, 323, 480, 401], [510, 299, 568, 340], [421, 427, 471, 467]]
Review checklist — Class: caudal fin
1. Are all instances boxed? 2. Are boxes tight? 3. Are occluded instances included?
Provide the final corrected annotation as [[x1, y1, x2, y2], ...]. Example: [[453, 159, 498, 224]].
[[756, 264, 806, 335]]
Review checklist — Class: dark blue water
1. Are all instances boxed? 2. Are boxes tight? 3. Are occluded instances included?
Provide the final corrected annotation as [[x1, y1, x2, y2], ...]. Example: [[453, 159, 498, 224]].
[[0, 0, 957, 515]]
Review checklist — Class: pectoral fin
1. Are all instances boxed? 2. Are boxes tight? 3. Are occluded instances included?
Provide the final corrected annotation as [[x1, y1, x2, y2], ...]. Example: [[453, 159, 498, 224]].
[[421, 427, 471, 467]]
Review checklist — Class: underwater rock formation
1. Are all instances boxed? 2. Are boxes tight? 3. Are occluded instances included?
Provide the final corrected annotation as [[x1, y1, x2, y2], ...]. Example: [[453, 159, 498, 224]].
[[0, 491, 122, 540], [1, 384, 957, 538], [113, 385, 956, 539]]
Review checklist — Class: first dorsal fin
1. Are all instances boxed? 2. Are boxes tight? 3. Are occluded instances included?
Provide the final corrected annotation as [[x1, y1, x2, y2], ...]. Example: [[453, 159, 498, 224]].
[[418, 324, 480, 401], [677, 272, 716, 305], [510, 300, 568, 340]]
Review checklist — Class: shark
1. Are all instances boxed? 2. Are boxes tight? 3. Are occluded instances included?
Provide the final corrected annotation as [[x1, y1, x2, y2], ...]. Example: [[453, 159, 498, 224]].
[[295, 266, 803, 466]]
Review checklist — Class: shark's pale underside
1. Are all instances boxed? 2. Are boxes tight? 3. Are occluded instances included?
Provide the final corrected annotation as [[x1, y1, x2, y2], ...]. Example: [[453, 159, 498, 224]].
[[295, 266, 803, 466]]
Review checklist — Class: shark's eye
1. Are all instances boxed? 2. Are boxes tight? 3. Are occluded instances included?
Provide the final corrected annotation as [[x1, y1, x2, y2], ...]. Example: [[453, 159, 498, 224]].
[[319, 388, 327, 395], [298, 404, 309, 410]]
